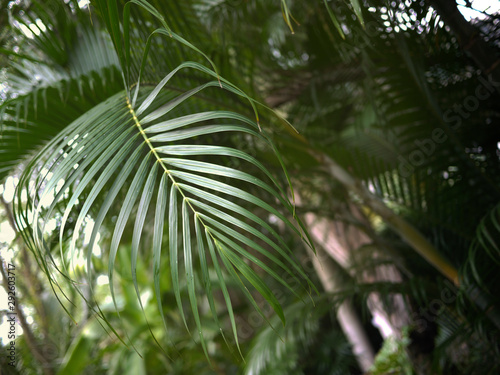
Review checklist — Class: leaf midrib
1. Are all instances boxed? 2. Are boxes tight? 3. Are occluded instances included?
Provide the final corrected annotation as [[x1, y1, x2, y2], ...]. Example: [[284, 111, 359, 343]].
[[126, 95, 215, 241]]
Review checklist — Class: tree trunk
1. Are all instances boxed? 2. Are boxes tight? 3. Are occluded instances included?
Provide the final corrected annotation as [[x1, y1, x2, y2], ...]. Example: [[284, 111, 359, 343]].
[[304, 204, 410, 339], [309, 245, 376, 373]]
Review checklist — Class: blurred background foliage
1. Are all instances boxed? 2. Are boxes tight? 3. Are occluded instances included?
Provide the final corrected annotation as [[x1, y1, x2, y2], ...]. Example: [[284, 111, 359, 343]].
[[1, 0, 500, 374]]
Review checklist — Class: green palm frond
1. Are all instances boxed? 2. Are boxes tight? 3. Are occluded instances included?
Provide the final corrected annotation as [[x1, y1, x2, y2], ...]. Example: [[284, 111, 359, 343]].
[[462, 203, 500, 306], [0, 66, 123, 182], [0, 0, 322, 361], [66, 25, 120, 77], [5, 0, 500, 372], [243, 297, 325, 375], [7, 0, 73, 67], [244, 294, 362, 375], [265, 2, 500, 271], [11, 3, 316, 353], [0, 1, 123, 182]]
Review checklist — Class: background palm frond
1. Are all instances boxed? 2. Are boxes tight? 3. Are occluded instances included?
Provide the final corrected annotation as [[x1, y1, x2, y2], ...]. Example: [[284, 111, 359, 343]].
[[1, 0, 500, 374]]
